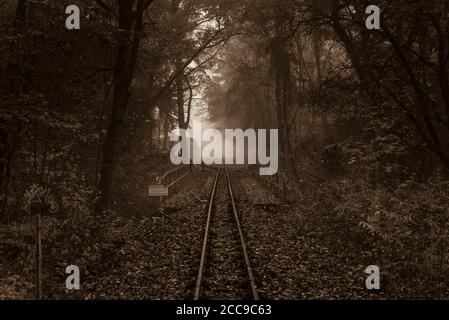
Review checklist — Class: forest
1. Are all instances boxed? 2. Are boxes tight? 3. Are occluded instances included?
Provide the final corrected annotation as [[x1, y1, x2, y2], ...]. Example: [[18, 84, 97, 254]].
[[1, 0, 449, 300]]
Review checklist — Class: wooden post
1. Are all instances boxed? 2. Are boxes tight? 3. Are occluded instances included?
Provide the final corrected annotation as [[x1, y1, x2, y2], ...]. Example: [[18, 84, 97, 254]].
[[35, 207, 42, 300], [282, 177, 287, 202], [24, 185, 60, 300]]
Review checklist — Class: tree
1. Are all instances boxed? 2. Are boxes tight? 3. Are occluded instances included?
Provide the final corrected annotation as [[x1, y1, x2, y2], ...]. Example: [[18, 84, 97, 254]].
[[98, 0, 155, 210]]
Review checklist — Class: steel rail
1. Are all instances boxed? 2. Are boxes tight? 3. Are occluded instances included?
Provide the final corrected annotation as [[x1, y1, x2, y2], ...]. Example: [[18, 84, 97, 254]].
[[194, 167, 221, 300], [194, 167, 260, 300], [225, 167, 260, 300]]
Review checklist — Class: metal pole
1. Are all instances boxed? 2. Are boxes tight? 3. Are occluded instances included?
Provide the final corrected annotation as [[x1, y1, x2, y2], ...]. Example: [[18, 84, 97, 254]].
[[35, 209, 42, 300]]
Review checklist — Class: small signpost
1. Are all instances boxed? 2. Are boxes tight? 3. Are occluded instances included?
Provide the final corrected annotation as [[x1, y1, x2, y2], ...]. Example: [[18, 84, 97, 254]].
[[148, 184, 169, 214], [148, 166, 191, 214], [148, 185, 169, 197], [22, 184, 62, 300]]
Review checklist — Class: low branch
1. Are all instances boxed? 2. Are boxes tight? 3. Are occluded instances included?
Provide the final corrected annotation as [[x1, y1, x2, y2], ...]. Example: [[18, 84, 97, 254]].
[[150, 28, 236, 104]]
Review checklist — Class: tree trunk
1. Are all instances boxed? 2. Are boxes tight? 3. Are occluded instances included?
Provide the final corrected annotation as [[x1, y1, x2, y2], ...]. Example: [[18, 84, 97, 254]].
[[176, 65, 186, 129], [3, 0, 28, 93], [272, 34, 300, 179], [98, 0, 144, 210], [163, 113, 169, 151]]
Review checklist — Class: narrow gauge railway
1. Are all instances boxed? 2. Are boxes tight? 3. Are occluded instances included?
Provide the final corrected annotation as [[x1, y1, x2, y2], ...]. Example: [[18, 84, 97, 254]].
[[194, 166, 259, 300]]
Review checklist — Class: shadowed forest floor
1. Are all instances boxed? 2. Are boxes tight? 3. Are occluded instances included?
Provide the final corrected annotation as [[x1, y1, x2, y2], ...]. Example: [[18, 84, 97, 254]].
[[2, 0, 449, 301], [2, 167, 448, 299]]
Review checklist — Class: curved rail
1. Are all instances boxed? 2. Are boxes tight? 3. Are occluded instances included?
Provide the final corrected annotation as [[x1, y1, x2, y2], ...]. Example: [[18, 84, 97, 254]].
[[158, 165, 191, 188]]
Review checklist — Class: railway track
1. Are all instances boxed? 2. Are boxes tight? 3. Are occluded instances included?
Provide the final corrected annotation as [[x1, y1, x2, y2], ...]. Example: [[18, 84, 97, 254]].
[[194, 166, 259, 300]]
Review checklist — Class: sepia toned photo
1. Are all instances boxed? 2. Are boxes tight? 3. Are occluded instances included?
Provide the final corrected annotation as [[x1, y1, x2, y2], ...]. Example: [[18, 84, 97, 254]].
[[1, 0, 449, 305]]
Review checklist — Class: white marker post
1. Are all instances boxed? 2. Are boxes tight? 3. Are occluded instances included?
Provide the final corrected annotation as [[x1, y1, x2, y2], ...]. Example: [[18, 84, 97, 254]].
[[148, 182, 169, 215]]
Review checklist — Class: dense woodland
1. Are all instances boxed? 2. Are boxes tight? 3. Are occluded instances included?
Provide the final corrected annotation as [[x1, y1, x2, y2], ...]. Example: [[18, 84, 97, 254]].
[[1, 0, 449, 299]]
